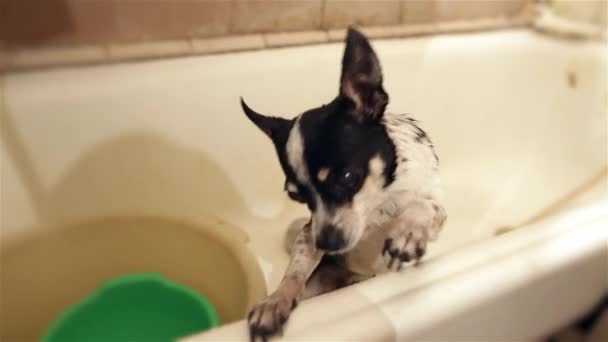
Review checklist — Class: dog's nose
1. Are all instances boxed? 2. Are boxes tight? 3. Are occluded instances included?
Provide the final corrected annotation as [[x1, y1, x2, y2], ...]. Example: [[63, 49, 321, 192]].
[[316, 225, 346, 251]]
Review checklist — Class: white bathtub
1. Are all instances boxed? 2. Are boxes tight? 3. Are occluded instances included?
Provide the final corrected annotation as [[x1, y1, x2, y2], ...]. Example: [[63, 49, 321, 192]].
[[1, 29, 606, 341]]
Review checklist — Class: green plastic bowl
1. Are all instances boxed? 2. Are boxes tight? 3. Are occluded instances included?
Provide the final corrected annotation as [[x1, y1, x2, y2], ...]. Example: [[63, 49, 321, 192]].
[[42, 273, 219, 342]]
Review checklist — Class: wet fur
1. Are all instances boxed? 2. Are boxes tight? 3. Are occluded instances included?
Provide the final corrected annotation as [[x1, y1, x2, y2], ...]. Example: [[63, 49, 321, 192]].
[[243, 28, 446, 341]]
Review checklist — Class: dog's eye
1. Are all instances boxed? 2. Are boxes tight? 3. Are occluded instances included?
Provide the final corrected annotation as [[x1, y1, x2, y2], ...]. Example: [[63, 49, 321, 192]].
[[337, 169, 360, 189], [325, 169, 362, 203]]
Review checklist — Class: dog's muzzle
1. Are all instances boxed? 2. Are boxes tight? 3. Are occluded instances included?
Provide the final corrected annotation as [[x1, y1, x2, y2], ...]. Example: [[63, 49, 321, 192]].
[[315, 225, 346, 251]]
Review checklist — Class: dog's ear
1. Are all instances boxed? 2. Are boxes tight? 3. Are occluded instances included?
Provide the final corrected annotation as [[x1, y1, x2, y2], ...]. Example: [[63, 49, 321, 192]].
[[241, 97, 291, 144], [340, 27, 389, 123]]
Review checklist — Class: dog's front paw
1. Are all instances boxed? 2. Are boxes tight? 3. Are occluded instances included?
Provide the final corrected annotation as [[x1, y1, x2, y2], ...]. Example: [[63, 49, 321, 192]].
[[248, 292, 297, 342], [382, 226, 427, 271]]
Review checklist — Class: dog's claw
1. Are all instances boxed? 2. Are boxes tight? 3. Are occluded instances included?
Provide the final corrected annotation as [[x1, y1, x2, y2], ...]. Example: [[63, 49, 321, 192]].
[[382, 238, 392, 255], [415, 244, 426, 259], [291, 298, 298, 310], [383, 229, 428, 271], [248, 292, 295, 342]]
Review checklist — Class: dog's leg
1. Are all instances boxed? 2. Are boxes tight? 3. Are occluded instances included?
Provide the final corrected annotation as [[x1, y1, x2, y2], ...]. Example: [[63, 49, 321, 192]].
[[302, 257, 369, 299], [383, 198, 446, 270], [248, 222, 323, 341]]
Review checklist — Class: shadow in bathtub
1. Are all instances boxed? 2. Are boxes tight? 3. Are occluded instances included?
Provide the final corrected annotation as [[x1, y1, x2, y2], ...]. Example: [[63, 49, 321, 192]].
[[46, 131, 302, 287], [44, 131, 251, 227], [3, 122, 291, 284], [2, 131, 277, 340]]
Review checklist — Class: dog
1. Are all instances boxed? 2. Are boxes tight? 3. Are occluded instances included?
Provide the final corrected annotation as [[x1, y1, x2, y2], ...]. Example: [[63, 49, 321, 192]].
[[240, 27, 446, 341]]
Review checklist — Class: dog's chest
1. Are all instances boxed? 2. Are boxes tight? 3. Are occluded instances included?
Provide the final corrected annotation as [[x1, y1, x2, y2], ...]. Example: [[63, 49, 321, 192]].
[[339, 112, 441, 276], [340, 224, 391, 276]]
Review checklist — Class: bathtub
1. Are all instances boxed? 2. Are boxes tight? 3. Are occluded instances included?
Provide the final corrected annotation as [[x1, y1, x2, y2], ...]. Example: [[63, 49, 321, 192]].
[[1, 29, 606, 341]]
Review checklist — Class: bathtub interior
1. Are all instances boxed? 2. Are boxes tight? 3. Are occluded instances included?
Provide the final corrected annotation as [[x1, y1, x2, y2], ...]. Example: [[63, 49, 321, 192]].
[[1, 29, 606, 338]]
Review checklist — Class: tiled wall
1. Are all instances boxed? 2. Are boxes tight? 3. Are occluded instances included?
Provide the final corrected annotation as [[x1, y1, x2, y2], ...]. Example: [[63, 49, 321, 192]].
[[2, 0, 603, 71], [550, 0, 607, 27], [1, 0, 532, 48]]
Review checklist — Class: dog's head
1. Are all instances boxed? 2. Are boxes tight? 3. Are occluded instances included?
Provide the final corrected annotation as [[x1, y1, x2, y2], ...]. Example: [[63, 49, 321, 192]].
[[241, 28, 396, 253]]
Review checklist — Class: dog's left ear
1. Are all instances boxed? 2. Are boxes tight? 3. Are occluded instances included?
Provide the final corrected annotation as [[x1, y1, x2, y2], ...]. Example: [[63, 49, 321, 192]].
[[340, 27, 389, 123], [240, 97, 291, 145]]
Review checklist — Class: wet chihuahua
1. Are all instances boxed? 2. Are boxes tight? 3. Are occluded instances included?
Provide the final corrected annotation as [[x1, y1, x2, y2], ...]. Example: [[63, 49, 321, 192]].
[[241, 28, 446, 341]]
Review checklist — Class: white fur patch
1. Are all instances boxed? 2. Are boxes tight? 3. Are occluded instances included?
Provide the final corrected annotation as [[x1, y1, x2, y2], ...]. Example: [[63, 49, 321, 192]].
[[327, 155, 388, 252], [317, 168, 330, 182], [286, 117, 309, 184], [382, 112, 443, 200], [286, 182, 298, 193], [285, 116, 327, 223], [350, 155, 387, 220], [368, 155, 384, 177]]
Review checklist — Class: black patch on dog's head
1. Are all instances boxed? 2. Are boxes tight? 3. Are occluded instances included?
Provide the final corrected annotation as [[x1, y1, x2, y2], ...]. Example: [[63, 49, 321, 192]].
[[296, 98, 396, 209], [241, 28, 396, 211]]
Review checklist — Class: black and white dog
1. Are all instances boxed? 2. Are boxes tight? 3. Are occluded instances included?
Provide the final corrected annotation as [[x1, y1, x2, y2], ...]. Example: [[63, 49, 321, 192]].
[[241, 27, 446, 341]]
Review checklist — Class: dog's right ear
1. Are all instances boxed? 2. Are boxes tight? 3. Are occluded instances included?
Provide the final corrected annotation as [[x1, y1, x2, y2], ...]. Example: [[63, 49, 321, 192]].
[[339, 27, 388, 123], [240, 97, 291, 144]]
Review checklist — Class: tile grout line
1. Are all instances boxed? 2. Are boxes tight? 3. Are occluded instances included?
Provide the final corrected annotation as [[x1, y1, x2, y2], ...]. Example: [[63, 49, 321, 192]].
[[2, 17, 556, 73], [320, 0, 328, 31], [0, 74, 5, 233]]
